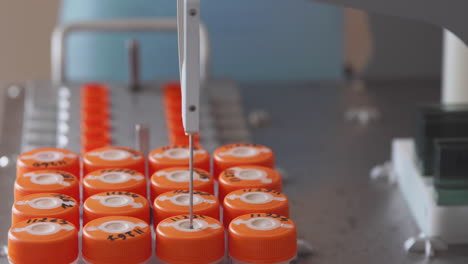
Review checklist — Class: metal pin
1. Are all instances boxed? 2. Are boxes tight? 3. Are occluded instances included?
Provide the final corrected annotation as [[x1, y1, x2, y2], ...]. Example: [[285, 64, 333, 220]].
[[127, 39, 141, 92], [135, 124, 150, 156], [188, 133, 195, 229]]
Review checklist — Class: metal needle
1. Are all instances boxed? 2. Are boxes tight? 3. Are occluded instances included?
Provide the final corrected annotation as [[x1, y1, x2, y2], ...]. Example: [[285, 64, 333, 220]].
[[188, 133, 195, 229]]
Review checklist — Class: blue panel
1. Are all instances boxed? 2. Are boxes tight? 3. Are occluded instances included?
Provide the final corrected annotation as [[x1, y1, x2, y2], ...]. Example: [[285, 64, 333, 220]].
[[60, 0, 343, 82]]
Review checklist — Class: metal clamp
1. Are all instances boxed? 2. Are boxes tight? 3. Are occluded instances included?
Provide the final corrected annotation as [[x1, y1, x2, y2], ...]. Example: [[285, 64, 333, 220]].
[[51, 18, 210, 84]]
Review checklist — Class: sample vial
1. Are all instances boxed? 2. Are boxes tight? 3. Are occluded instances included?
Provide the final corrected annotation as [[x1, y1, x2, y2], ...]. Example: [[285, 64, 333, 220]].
[[150, 167, 214, 201], [218, 165, 282, 201], [17, 148, 80, 177], [83, 146, 145, 175], [223, 188, 289, 226], [12, 193, 80, 228], [156, 215, 224, 264], [153, 190, 220, 226], [14, 170, 79, 201], [83, 191, 150, 224], [213, 143, 275, 179], [82, 216, 152, 264], [228, 213, 297, 264], [148, 145, 210, 175], [8, 218, 78, 264], [83, 168, 147, 199]]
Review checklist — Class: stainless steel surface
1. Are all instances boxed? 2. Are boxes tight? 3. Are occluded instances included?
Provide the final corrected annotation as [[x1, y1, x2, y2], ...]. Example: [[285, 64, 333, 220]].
[[240, 79, 468, 263], [51, 19, 211, 84], [4, 79, 468, 263]]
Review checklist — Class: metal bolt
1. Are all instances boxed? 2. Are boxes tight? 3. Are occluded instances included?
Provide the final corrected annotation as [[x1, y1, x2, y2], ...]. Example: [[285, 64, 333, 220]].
[[189, 9, 197, 16]]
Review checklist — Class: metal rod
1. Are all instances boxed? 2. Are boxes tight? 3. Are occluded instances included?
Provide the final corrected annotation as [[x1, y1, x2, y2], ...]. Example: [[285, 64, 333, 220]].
[[135, 124, 149, 156], [188, 134, 194, 229], [127, 39, 141, 92]]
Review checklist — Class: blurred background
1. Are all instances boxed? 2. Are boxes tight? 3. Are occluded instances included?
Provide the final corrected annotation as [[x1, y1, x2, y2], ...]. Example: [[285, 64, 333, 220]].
[[0, 0, 441, 83]]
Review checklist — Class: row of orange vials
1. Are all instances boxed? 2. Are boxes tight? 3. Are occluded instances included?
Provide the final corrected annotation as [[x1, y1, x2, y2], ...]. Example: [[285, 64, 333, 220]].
[[9, 144, 296, 264], [80, 83, 112, 153]]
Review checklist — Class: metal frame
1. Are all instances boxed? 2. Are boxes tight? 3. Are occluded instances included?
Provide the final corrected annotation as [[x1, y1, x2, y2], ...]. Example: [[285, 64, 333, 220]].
[[51, 19, 210, 84]]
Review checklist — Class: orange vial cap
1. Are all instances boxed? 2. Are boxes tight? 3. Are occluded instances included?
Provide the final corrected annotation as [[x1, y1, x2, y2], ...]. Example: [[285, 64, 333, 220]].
[[81, 83, 109, 97], [83, 168, 147, 199], [14, 170, 79, 201], [83, 191, 150, 224], [83, 146, 145, 175], [213, 143, 275, 178], [228, 213, 297, 264], [148, 145, 210, 175], [153, 190, 220, 226], [83, 216, 151, 264], [150, 167, 214, 201], [218, 165, 282, 201], [17, 148, 80, 177], [12, 193, 80, 228], [223, 188, 289, 226], [8, 218, 78, 264], [156, 215, 224, 264]]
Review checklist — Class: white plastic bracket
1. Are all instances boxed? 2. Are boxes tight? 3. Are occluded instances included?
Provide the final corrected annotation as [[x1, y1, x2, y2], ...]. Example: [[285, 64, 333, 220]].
[[178, 0, 200, 134]]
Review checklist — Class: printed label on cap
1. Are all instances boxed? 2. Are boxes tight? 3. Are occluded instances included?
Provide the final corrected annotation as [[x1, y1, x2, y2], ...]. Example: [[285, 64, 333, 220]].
[[86, 219, 148, 241], [13, 221, 74, 235], [217, 144, 271, 158], [91, 194, 143, 208], [16, 194, 75, 210], [21, 150, 76, 162], [160, 216, 222, 232], [155, 169, 210, 182], [227, 189, 285, 204], [232, 214, 294, 230], [153, 146, 205, 160], [158, 192, 217, 206], [23, 171, 75, 186], [87, 170, 144, 183], [87, 149, 141, 161], [225, 167, 271, 183]]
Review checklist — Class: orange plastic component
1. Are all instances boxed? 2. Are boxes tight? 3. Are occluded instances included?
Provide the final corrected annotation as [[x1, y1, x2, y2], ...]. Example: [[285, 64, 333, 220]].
[[223, 188, 289, 226], [148, 145, 210, 175], [153, 190, 219, 226], [81, 125, 111, 139], [228, 213, 297, 263], [83, 168, 147, 199], [150, 167, 214, 201], [8, 218, 78, 264], [81, 115, 110, 128], [81, 83, 109, 97], [162, 82, 182, 104], [12, 193, 79, 227], [83, 146, 145, 175], [17, 148, 80, 177], [156, 215, 224, 264], [218, 165, 282, 201], [14, 170, 79, 201], [82, 216, 151, 264], [81, 136, 111, 154], [213, 143, 275, 179], [81, 105, 110, 119], [83, 191, 150, 224]]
